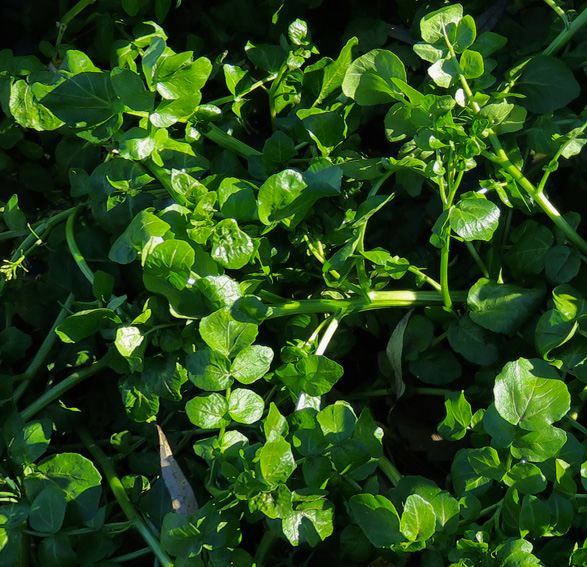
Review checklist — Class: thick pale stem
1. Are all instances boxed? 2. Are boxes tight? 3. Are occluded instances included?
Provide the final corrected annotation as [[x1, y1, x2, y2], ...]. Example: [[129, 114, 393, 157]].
[[267, 290, 467, 319]]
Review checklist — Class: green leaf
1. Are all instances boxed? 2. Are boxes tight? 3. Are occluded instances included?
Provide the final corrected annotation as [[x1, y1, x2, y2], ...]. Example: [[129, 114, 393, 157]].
[[155, 57, 212, 100], [4, 413, 52, 465], [55, 309, 122, 343], [454, 15, 477, 52], [142, 355, 187, 401], [185, 393, 230, 429], [0, 326, 33, 362], [143, 239, 195, 301], [110, 67, 154, 112], [3, 194, 26, 232], [297, 109, 345, 154], [231, 345, 274, 384], [494, 358, 570, 431], [545, 245, 581, 284], [119, 375, 160, 422], [420, 4, 463, 45], [519, 495, 550, 538], [349, 494, 403, 548], [210, 218, 254, 269], [38, 72, 119, 128], [535, 309, 578, 360], [29, 485, 67, 534], [460, 49, 484, 79], [506, 223, 554, 275], [467, 278, 544, 335], [245, 42, 287, 73], [9, 79, 64, 130], [278, 354, 344, 396], [503, 462, 547, 495], [109, 209, 171, 264], [258, 437, 296, 487], [467, 446, 505, 482], [257, 169, 308, 226], [198, 309, 258, 357], [342, 49, 407, 105], [315, 36, 358, 104], [186, 349, 233, 391], [115, 326, 144, 358], [447, 315, 500, 366], [30, 453, 102, 505], [408, 346, 462, 385], [227, 388, 265, 424], [316, 401, 357, 444], [511, 426, 567, 463], [400, 494, 436, 542], [516, 56, 580, 114], [262, 130, 296, 170], [438, 391, 472, 441], [264, 403, 289, 440], [449, 197, 500, 241]]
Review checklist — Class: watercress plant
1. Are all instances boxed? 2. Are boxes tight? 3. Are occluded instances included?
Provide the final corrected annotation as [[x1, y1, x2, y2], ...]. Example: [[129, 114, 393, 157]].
[[2, 0, 587, 565]]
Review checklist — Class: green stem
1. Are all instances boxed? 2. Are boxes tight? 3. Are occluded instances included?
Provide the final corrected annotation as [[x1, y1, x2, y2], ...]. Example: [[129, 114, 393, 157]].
[[542, 0, 568, 26], [440, 230, 453, 311], [13, 292, 75, 402], [407, 266, 442, 291], [268, 64, 288, 126], [21, 359, 107, 420], [66, 210, 95, 285], [378, 456, 402, 487], [110, 548, 153, 563], [464, 241, 489, 278], [537, 118, 587, 193], [143, 159, 189, 206], [78, 427, 174, 567], [0, 207, 77, 295], [60, 0, 98, 26], [200, 124, 262, 158], [483, 145, 587, 256], [267, 290, 467, 318], [565, 414, 587, 437], [543, 2, 587, 56]]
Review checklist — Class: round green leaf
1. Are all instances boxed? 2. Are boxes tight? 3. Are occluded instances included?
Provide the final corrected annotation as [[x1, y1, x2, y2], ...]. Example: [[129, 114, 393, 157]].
[[494, 358, 570, 431], [400, 494, 436, 542], [186, 349, 233, 391], [449, 198, 500, 241], [231, 345, 274, 384], [227, 388, 265, 424], [185, 393, 230, 429], [342, 49, 407, 106], [210, 218, 254, 269], [198, 309, 258, 357]]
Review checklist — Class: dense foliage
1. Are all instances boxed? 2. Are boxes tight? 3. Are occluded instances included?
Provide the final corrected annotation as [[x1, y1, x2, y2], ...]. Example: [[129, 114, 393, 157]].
[[2, 0, 587, 565]]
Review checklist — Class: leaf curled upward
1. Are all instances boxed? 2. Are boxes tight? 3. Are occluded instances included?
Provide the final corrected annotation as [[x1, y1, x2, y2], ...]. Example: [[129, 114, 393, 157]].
[[156, 424, 198, 515]]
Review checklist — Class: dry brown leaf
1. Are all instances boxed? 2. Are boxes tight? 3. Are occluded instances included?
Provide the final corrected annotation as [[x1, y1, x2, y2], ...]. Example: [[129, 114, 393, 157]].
[[156, 424, 198, 516]]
